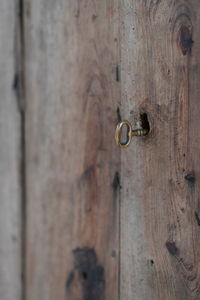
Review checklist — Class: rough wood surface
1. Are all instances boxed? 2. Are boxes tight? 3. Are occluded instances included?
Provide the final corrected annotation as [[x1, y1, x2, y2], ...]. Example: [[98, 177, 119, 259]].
[[24, 1, 120, 299], [0, 0, 22, 299], [120, 0, 200, 299]]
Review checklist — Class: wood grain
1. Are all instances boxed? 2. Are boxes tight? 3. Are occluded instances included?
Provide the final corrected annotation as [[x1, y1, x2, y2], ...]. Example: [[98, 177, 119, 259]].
[[120, 0, 200, 299], [0, 0, 22, 299], [24, 0, 120, 299]]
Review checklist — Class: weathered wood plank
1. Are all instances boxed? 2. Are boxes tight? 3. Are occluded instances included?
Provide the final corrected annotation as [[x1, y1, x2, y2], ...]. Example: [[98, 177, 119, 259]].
[[120, 0, 200, 299], [24, 0, 120, 299], [0, 1, 22, 299]]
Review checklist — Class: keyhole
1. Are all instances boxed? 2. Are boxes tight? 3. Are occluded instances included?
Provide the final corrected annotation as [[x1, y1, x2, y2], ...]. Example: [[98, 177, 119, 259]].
[[140, 113, 150, 133]]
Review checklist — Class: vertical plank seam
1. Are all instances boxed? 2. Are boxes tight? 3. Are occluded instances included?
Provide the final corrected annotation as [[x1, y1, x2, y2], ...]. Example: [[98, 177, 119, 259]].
[[118, 0, 122, 299], [16, 0, 27, 298]]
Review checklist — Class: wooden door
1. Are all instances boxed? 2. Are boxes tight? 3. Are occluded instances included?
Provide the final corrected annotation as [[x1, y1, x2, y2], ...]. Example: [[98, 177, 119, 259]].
[[1, 1, 200, 300]]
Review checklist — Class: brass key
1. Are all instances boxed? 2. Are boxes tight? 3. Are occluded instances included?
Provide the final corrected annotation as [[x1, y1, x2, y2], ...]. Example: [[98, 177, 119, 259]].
[[115, 120, 149, 148]]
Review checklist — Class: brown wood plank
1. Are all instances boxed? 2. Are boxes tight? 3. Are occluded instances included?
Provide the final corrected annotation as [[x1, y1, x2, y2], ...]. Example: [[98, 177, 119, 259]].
[[24, 1, 120, 299], [0, 0, 22, 299], [120, 0, 200, 299]]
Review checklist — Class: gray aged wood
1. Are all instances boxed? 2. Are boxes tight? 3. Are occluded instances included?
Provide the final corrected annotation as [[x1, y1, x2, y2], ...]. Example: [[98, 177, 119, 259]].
[[1, 0, 200, 299], [0, 0, 22, 300], [24, 0, 120, 299], [120, 1, 200, 299]]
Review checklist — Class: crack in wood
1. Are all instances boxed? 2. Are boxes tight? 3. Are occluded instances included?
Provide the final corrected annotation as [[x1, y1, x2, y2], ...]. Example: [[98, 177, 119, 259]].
[[116, 65, 120, 82], [112, 172, 121, 192], [195, 212, 200, 227], [116, 107, 121, 122]]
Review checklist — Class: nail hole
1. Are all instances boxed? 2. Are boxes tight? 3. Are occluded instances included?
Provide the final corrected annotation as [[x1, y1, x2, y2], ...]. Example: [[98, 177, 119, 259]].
[[82, 271, 88, 280], [150, 259, 154, 265]]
